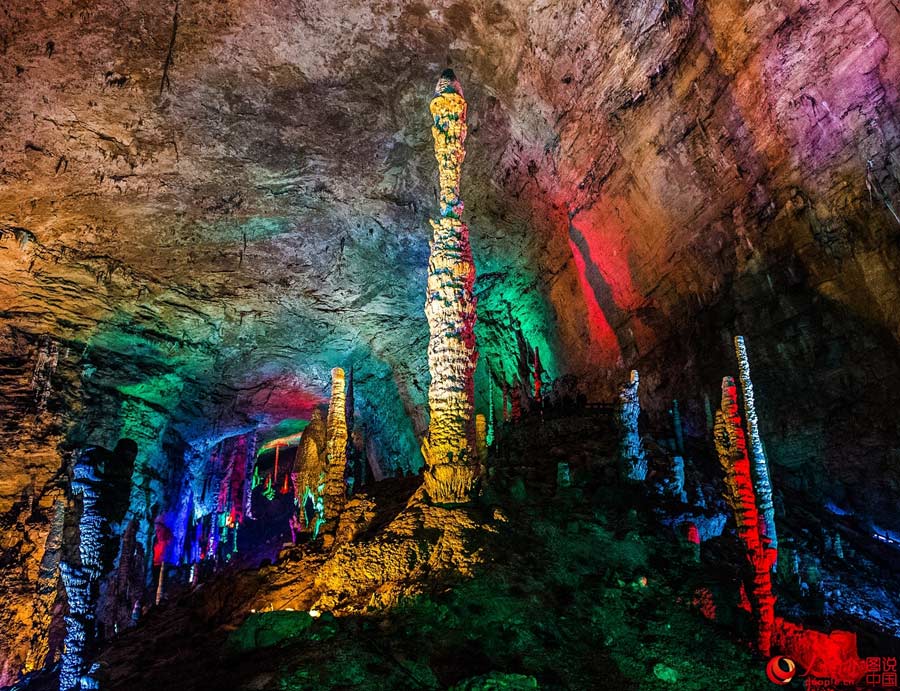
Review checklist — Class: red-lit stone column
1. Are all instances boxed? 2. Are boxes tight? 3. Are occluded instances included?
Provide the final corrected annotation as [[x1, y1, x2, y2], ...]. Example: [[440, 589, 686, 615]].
[[714, 376, 777, 657]]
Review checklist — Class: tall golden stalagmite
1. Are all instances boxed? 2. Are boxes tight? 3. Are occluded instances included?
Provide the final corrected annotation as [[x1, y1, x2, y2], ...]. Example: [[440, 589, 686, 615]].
[[323, 367, 349, 536], [421, 69, 480, 503]]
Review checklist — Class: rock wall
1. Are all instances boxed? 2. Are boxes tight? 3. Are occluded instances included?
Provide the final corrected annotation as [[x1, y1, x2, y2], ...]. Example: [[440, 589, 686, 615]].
[[1, 0, 900, 682]]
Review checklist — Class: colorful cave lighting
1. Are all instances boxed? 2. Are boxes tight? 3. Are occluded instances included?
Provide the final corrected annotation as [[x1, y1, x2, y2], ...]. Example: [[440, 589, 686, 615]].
[[617, 370, 647, 482], [1, 3, 899, 685], [714, 376, 777, 657], [734, 336, 778, 555]]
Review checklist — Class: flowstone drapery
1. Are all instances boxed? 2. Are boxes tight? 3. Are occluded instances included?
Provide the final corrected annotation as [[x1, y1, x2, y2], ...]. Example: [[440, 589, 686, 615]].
[[421, 69, 480, 504]]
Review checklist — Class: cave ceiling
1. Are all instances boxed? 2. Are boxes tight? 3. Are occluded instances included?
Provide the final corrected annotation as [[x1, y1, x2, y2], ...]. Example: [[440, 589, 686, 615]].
[[2, 0, 900, 512]]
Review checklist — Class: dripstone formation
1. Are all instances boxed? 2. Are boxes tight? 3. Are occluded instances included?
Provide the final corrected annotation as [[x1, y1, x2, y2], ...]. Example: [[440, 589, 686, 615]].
[[421, 70, 480, 504]]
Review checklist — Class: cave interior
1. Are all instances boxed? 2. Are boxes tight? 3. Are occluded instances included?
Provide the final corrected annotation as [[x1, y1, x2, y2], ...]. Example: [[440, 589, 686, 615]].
[[2, 1, 900, 689]]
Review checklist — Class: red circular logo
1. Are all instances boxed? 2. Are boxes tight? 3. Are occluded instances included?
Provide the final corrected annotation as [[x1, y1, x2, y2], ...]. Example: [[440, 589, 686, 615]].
[[766, 656, 797, 685]]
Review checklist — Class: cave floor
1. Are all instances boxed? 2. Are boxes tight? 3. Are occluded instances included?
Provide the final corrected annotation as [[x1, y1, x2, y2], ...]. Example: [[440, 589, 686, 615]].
[[13, 412, 900, 691]]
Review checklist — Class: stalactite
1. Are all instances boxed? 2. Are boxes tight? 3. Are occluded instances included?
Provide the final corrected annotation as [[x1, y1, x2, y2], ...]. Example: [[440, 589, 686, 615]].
[[323, 367, 349, 537], [533, 347, 543, 404], [273, 445, 280, 491], [475, 413, 487, 464], [714, 376, 776, 657], [616, 370, 647, 482], [734, 335, 778, 555], [421, 68, 479, 504], [243, 431, 257, 520], [345, 366, 355, 435], [703, 393, 714, 434]]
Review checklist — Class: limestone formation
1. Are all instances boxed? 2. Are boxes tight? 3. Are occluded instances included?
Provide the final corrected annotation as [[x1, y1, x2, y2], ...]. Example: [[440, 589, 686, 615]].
[[475, 413, 487, 464], [421, 69, 480, 504], [616, 370, 647, 482], [293, 408, 328, 536], [59, 453, 104, 691], [734, 336, 777, 555], [486, 375, 495, 448], [323, 367, 350, 536], [671, 399, 685, 456], [242, 432, 258, 520], [714, 376, 776, 657]]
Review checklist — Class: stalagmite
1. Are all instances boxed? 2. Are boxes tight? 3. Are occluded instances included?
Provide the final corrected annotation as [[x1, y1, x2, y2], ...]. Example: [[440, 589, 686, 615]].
[[671, 399, 685, 455], [510, 380, 522, 421], [243, 432, 257, 520], [714, 376, 776, 657], [155, 564, 165, 605], [486, 375, 495, 447], [475, 413, 487, 464], [734, 335, 778, 555], [293, 408, 328, 535], [501, 382, 510, 423], [616, 370, 647, 482], [421, 69, 480, 504], [59, 452, 103, 691], [323, 367, 349, 536]]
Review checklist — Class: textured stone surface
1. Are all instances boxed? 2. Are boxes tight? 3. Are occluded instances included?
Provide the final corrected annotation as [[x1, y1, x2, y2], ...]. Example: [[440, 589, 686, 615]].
[[714, 376, 776, 657], [323, 367, 349, 537], [422, 72, 480, 503], [1, 0, 900, 683], [616, 370, 647, 482]]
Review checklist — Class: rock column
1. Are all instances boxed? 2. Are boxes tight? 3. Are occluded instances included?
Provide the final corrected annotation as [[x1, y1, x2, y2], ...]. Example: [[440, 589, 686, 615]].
[[323, 368, 349, 537], [59, 455, 103, 691], [734, 336, 777, 554], [617, 370, 647, 482], [421, 69, 479, 503], [714, 376, 776, 657]]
